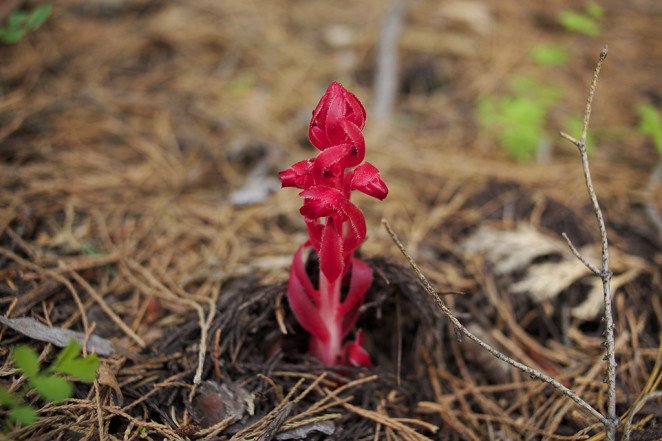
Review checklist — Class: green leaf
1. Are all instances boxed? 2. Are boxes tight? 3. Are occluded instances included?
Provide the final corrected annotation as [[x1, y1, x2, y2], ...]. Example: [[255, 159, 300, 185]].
[[637, 104, 662, 155], [530, 44, 569, 67], [12, 346, 40, 379], [7, 11, 28, 30], [507, 75, 561, 108], [559, 10, 602, 36], [10, 405, 38, 426], [0, 386, 18, 408], [586, 2, 605, 19], [501, 126, 541, 160], [0, 28, 27, 44], [500, 96, 546, 128], [31, 375, 73, 403], [51, 340, 99, 382], [51, 339, 81, 372], [26, 5, 52, 30], [476, 93, 547, 161], [56, 354, 99, 383]]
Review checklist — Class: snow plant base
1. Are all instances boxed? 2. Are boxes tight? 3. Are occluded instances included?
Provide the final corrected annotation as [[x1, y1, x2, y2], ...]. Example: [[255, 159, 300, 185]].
[[280, 82, 388, 366]]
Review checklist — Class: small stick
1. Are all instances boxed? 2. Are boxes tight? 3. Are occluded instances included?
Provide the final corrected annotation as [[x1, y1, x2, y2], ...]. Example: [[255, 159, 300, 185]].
[[559, 45, 618, 440], [622, 391, 662, 441], [94, 379, 105, 440], [70, 271, 145, 348], [561, 233, 600, 276], [212, 328, 223, 379], [372, 0, 407, 124], [382, 219, 609, 427], [193, 283, 220, 385]]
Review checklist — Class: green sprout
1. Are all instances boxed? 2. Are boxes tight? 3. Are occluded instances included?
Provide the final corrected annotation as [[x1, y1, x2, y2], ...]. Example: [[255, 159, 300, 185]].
[[559, 2, 604, 37], [0, 339, 99, 427], [0, 4, 52, 45], [477, 75, 561, 161], [530, 44, 569, 67], [637, 104, 662, 156]]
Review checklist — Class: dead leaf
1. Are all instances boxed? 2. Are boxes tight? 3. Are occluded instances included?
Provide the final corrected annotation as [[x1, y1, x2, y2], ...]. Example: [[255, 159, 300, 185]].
[[191, 380, 253, 428], [509, 256, 592, 301], [276, 420, 336, 440], [463, 224, 565, 275], [571, 268, 642, 320], [0, 316, 116, 356], [463, 224, 647, 321], [97, 362, 123, 404]]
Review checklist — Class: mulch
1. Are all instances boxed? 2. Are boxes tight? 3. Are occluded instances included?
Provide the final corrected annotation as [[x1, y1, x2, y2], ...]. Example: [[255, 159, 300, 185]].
[[1, 0, 662, 440]]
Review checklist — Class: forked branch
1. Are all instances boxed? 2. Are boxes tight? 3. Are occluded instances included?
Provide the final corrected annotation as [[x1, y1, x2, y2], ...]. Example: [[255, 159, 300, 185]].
[[384, 45, 620, 439], [559, 45, 619, 440], [381, 219, 609, 427]]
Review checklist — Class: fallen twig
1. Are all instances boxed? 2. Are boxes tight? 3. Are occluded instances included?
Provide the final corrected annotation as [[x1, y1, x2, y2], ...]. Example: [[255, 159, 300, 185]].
[[382, 218, 609, 427]]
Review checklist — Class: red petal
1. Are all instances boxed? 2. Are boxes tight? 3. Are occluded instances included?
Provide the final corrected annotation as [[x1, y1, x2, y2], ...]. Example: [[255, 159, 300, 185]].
[[319, 218, 343, 282], [309, 126, 326, 150], [343, 334, 372, 367], [350, 162, 388, 200], [338, 258, 372, 318], [340, 259, 372, 337], [324, 89, 346, 147], [292, 242, 318, 304], [337, 120, 365, 168], [299, 187, 345, 220], [287, 244, 328, 343], [305, 218, 323, 253], [309, 87, 333, 150], [311, 143, 355, 185], [279, 159, 315, 189], [336, 199, 366, 253]]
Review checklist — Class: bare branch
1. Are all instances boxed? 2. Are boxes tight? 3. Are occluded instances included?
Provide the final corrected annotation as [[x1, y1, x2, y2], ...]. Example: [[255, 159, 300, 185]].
[[623, 391, 662, 441], [382, 218, 610, 427], [561, 232, 601, 275], [559, 44, 619, 440]]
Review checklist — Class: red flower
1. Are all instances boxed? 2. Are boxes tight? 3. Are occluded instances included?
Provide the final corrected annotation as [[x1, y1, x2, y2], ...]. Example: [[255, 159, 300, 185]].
[[280, 82, 387, 367]]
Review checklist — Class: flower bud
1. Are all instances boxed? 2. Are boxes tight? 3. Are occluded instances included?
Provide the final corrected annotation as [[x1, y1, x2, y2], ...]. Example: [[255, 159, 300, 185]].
[[309, 82, 366, 151], [279, 159, 315, 189], [350, 162, 388, 200]]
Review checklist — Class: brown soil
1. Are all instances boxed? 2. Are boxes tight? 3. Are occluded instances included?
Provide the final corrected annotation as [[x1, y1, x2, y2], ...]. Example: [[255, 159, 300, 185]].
[[1, 0, 662, 440]]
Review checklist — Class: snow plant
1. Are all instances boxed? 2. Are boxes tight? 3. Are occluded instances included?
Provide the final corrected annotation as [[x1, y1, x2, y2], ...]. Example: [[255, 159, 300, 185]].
[[280, 82, 388, 366]]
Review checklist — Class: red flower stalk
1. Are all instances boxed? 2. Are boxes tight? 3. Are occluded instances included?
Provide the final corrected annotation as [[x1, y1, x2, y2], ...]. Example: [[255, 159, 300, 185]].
[[280, 82, 387, 366]]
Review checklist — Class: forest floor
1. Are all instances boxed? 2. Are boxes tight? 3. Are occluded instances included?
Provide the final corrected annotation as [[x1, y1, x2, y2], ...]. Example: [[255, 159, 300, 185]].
[[1, 0, 662, 440]]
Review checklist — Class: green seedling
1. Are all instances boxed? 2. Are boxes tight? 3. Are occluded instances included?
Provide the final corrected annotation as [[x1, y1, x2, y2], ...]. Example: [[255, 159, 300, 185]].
[[637, 103, 662, 156], [559, 2, 604, 37], [477, 75, 561, 160], [81, 243, 117, 278], [0, 4, 52, 45], [0, 339, 99, 427], [530, 44, 569, 67]]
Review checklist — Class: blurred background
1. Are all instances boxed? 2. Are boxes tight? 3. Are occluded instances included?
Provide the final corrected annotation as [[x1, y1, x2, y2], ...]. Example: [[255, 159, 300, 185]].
[[1, 0, 661, 274]]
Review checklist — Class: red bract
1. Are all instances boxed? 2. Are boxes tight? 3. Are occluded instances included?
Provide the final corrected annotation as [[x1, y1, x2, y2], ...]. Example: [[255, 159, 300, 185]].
[[309, 82, 366, 151], [280, 82, 387, 366]]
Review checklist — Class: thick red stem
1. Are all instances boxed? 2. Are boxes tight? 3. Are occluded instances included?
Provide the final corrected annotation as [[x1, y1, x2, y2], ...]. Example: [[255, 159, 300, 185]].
[[309, 271, 343, 365]]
